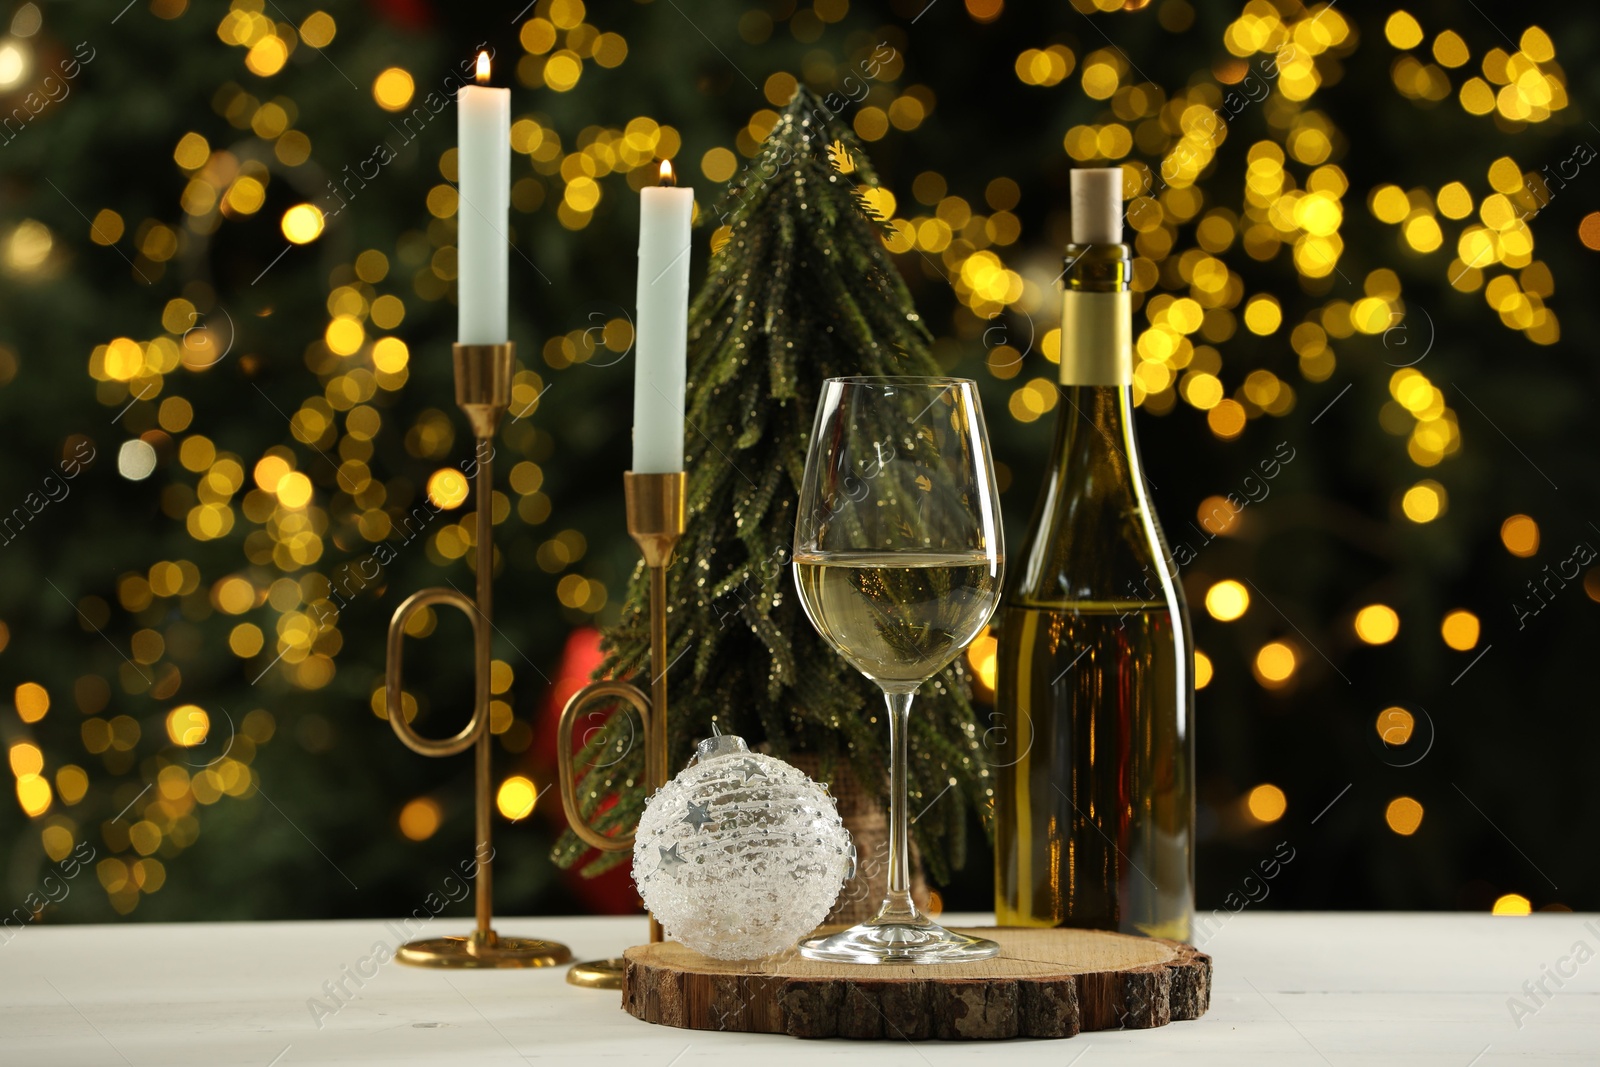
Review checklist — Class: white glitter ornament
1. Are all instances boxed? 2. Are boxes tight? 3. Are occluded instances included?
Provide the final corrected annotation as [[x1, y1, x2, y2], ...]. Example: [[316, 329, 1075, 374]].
[[632, 733, 855, 960]]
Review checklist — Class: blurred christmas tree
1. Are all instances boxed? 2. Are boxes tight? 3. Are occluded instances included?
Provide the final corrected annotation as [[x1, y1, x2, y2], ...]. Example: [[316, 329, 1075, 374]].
[[554, 87, 986, 882]]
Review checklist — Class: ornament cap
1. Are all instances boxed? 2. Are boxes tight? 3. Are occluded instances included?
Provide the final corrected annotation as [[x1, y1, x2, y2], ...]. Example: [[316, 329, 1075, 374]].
[[691, 733, 751, 764]]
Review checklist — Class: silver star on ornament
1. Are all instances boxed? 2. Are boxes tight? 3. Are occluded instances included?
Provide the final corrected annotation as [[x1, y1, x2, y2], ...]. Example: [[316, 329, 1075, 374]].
[[736, 760, 768, 783], [683, 800, 712, 830], [658, 843, 687, 871]]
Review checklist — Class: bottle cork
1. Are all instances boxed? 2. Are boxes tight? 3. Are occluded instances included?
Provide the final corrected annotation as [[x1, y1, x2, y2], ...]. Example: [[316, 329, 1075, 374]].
[[1070, 167, 1123, 245]]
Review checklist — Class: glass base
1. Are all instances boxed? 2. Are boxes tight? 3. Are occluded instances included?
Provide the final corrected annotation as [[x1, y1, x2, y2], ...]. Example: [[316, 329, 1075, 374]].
[[799, 918, 1001, 965]]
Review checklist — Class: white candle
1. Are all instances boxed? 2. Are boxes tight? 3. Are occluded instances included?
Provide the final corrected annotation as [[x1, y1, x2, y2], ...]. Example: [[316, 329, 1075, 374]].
[[456, 52, 509, 345], [633, 160, 693, 473]]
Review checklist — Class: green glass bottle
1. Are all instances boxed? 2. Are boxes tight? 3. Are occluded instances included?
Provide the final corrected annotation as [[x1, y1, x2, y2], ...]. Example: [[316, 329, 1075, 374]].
[[993, 168, 1195, 940]]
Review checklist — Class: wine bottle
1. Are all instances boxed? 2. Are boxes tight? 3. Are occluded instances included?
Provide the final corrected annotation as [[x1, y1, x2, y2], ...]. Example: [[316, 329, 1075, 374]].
[[993, 168, 1195, 940]]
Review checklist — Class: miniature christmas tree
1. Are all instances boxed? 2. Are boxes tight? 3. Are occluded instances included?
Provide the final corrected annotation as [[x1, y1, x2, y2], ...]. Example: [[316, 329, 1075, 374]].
[[554, 88, 987, 882]]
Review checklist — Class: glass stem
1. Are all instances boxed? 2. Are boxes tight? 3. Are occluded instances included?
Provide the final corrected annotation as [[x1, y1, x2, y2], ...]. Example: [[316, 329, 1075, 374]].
[[880, 689, 920, 925]]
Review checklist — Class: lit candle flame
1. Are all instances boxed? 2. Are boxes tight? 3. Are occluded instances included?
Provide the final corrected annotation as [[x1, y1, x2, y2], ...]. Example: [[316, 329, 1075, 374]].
[[475, 51, 491, 84], [658, 159, 675, 187]]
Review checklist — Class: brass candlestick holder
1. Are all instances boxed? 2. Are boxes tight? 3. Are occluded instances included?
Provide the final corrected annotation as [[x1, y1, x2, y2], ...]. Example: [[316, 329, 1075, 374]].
[[384, 342, 572, 969], [556, 470, 685, 989]]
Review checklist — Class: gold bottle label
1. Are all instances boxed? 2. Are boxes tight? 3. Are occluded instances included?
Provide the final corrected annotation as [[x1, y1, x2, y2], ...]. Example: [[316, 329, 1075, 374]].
[[1059, 289, 1132, 387]]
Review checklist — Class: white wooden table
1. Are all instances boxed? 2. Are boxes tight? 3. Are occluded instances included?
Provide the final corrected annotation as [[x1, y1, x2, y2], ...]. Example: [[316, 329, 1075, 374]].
[[1, 912, 1594, 1064]]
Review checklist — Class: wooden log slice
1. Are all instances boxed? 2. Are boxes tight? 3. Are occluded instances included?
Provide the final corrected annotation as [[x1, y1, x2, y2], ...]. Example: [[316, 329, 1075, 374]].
[[622, 927, 1210, 1040]]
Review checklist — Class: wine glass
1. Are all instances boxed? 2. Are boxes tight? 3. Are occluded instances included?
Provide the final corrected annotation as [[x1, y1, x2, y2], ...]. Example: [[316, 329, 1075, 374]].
[[792, 377, 1004, 964]]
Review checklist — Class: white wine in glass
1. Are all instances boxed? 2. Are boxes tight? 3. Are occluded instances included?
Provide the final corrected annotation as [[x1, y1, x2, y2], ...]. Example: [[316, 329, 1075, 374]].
[[791, 552, 999, 690], [792, 377, 1004, 965]]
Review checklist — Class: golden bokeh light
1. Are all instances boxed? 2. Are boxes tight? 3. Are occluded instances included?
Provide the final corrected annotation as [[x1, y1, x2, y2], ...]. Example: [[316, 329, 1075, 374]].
[[276, 471, 313, 509], [129, 821, 162, 856], [55, 765, 89, 806], [398, 797, 442, 841], [1016, 46, 1075, 87], [253, 455, 290, 494], [1376, 706, 1414, 746], [1401, 480, 1445, 523], [1385, 796, 1424, 835], [1440, 610, 1480, 651], [496, 776, 538, 820], [1197, 495, 1241, 536], [1521, 26, 1555, 63], [1436, 181, 1473, 220], [173, 131, 210, 170], [1432, 30, 1469, 68], [214, 576, 255, 615], [853, 106, 889, 141], [427, 469, 469, 510], [229, 623, 264, 658], [1460, 76, 1495, 115], [1243, 295, 1282, 335], [1193, 649, 1213, 689], [5, 218, 54, 271], [1579, 213, 1600, 251], [1205, 580, 1250, 622], [562, 177, 599, 214], [224, 176, 266, 216], [165, 705, 210, 747], [1404, 215, 1443, 253], [1384, 11, 1424, 50], [1247, 784, 1287, 823], [1370, 184, 1410, 224], [1500, 514, 1539, 557], [15, 681, 49, 723], [281, 204, 325, 245], [1492, 893, 1532, 916], [244, 35, 288, 77], [966, 630, 998, 691], [701, 147, 737, 183], [9, 741, 43, 777], [372, 67, 415, 111], [325, 316, 364, 356], [90, 209, 124, 246], [300, 11, 336, 48], [764, 71, 798, 106], [370, 295, 404, 330], [16, 774, 51, 817], [545, 51, 582, 93], [372, 337, 410, 373], [355, 249, 389, 283], [1354, 604, 1400, 644], [1184, 373, 1223, 410], [1253, 642, 1297, 688], [1207, 399, 1247, 439]]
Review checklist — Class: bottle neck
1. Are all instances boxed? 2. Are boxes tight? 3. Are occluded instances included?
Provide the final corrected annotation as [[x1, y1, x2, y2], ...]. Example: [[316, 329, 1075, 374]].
[[1058, 241, 1133, 389], [1054, 384, 1140, 488], [1056, 238, 1141, 481], [1054, 240, 1147, 493]]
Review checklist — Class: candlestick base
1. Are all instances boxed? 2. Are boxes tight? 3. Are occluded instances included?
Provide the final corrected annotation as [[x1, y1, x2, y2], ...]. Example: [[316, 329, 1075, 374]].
[[396, 931, 572, 969], [565, 957, 627, 989]]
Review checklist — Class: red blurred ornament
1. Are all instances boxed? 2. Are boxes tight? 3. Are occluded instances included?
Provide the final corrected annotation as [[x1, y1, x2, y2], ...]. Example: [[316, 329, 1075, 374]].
[[535, 627, 641, 915], [367, 0, 433, 32]]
